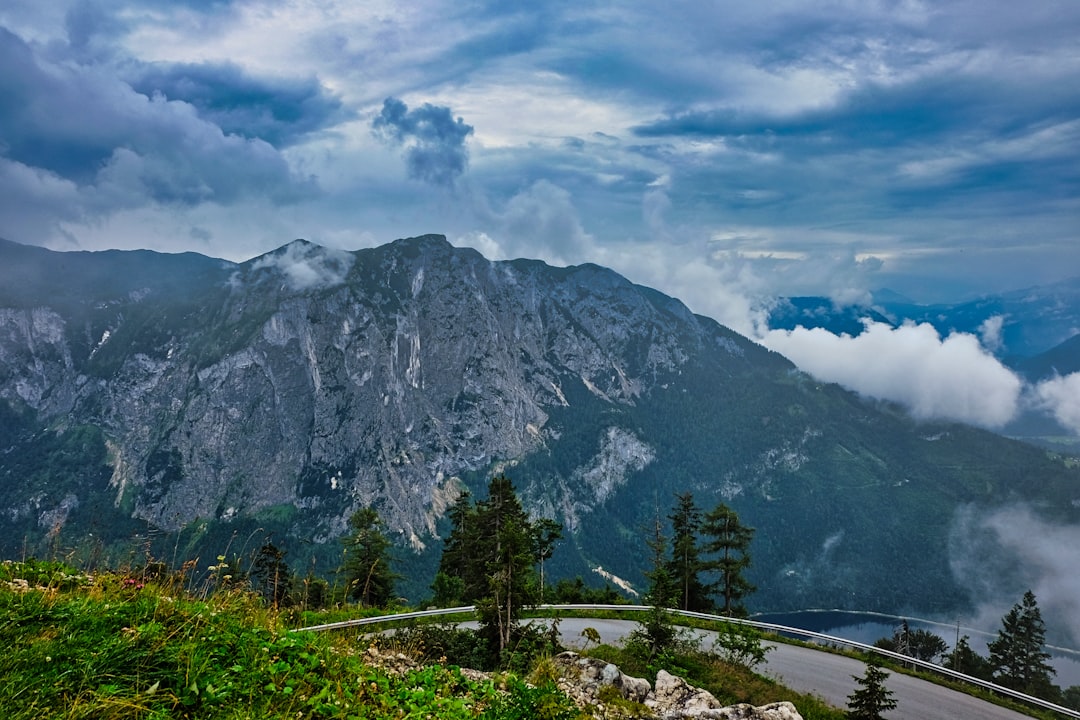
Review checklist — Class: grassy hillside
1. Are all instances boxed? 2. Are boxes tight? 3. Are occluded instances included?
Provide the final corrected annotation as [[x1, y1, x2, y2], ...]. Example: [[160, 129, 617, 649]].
[[0, 558, 849, 719], [0, 559, 587, 719]]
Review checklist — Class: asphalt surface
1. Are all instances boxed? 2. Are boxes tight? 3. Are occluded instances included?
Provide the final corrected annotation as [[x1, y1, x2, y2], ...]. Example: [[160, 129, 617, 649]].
[[541, 617, 1036, 720]]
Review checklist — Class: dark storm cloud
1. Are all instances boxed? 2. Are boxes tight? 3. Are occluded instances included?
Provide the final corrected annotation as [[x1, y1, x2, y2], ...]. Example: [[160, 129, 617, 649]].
[[633, 71, 1078, 147], [372, 97, 474, 187], [1, 0, 1077, 309], [64, 0, 126, 60], [0, 26, 115, 181], [127, 61, 351, 148], [0, 26, 315, 204]]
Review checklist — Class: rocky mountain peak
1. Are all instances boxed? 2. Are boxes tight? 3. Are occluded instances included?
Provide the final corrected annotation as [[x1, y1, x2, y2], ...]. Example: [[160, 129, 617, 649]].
[[1, 236, 1078, 617]]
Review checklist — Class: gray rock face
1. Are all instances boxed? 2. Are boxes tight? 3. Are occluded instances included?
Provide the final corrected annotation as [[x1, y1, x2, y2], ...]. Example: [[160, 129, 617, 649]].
[[551, 652, 804, 720], [650, 669, 724, 714], [0, 235, 766, 548], [6, 234, 1078, 617], [554, 651, 652, 706]]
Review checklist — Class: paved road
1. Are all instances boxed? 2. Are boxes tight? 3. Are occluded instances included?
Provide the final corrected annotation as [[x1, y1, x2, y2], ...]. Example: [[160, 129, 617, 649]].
[[540, 618, 1036, 720]]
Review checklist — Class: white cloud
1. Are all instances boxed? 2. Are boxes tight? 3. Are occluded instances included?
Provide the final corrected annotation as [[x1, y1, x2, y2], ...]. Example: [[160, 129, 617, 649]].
[[978, 315, 1006, 353], [453, 230, 503, 261], [607, 244, 769, 337], [759, 320, 1023, 428], [950, 504, 1080, 649], [2, 0, 1076, 308], [473, 180, 594, 267], [898, 120, 1080, 183], [1034, 372, 1080, 437], [251, 241, 354, 291]]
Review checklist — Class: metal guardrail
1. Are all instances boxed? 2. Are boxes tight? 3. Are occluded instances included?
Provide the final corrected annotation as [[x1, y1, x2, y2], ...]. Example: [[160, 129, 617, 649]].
[[294, 603, 1080, 718], [293, 605, 477, 633]]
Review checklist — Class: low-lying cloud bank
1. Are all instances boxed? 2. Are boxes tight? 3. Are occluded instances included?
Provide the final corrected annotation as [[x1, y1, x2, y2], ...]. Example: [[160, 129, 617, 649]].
[[758, 320, 1023, 429], [950, 504, 1080, 650], [1035, 372, 1080, 437], [753, 318, 1080, 438]]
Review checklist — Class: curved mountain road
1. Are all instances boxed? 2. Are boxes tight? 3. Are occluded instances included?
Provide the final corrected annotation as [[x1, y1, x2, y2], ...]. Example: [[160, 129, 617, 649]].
[[306, 609, 1045, 719], [540, 618, 1037, 720]]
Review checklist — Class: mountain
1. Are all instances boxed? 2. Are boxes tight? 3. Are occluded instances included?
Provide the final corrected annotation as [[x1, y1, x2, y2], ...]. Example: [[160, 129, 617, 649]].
[[1012, 334, 1080, 382], [767, 280, 1080, 455], [767, 278, 1080, 359], [2, 235, 1078, 621], [766, 297, 893, 338]]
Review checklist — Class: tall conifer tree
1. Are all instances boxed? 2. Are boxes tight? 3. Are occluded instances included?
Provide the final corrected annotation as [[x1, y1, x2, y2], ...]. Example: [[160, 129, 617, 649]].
[[435, 476, 562, 662], [341, 506, 397, 607], [632, 507, 680, 659], [988, 590, 1057, 698], [666, 492, 711, 612], [701, 502, 755, 617]]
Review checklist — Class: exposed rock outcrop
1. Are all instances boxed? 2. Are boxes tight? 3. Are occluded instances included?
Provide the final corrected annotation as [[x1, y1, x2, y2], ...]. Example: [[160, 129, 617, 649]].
[[552, 651, 804, 720], [359, 647, 803, 719]]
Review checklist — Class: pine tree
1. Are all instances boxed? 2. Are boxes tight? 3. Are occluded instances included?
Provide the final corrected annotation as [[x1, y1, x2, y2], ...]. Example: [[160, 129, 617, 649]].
[[474, 475, 539, 656], [435, 475, 563, 663], [340, 506, 397, 607], [534, 517, 562, 603], [436, 489, 482, 602], [630, 507, 680, 659], [700, 502, 755, 617], [847, 658, 897, 720], [987, 590, 1057, 698], [249, 539, 291, 607], [666, 492, 711, 612]]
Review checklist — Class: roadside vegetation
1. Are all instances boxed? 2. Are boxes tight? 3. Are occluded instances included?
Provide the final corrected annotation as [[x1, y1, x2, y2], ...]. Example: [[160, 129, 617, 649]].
[[3, 474, 1077, 718], [0, 558, 585, 719]]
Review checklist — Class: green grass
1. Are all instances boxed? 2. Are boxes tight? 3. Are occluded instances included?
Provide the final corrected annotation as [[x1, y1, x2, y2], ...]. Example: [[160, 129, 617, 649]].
[[0, 559, 585, 719]]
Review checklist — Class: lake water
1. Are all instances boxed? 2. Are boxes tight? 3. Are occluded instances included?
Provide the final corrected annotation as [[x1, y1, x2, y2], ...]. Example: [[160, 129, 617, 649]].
[[753, 610, 1080, 689]]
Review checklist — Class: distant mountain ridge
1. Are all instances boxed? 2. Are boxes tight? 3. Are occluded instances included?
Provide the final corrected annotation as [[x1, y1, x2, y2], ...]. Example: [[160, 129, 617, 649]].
[[768, 278, 1080, 360], [767, 279, 1080, 452], [1, 235, 1078, 622]]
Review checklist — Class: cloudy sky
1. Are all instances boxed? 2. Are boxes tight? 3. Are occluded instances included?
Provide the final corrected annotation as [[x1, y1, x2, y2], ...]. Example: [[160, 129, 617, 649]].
[[2, 0, 1079, 431]]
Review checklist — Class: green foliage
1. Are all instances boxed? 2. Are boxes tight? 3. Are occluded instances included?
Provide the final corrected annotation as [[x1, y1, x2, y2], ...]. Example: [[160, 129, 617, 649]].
[[988, 590, 1059, 699], [666, 492, 712, 613], [500, 619, 566, 676], [709, 621, 772, 670], [294, 570, 331, 611], [0, 558, 584, 719], [437, 475, 564, 665], [1063, 685, 1080, 711], [549, 576, 627, 604], [700, 502, 755, 617], [431, 570, 466, 607], [249, 540, 292, 608], [944, 635, 993, 681], [873, 620, 948, 663], [480, 674, 587, 720], [371, 621, 496, 670], [339, 506, 397, 608], [0, 401, 134, 560], [579, 626, 601, 650], [846, 658, 898, 720], [628, 511, 682, 661], [534, 517, 562, 603], [594, 683, 651, 717], [370, 616, 564, 676]]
